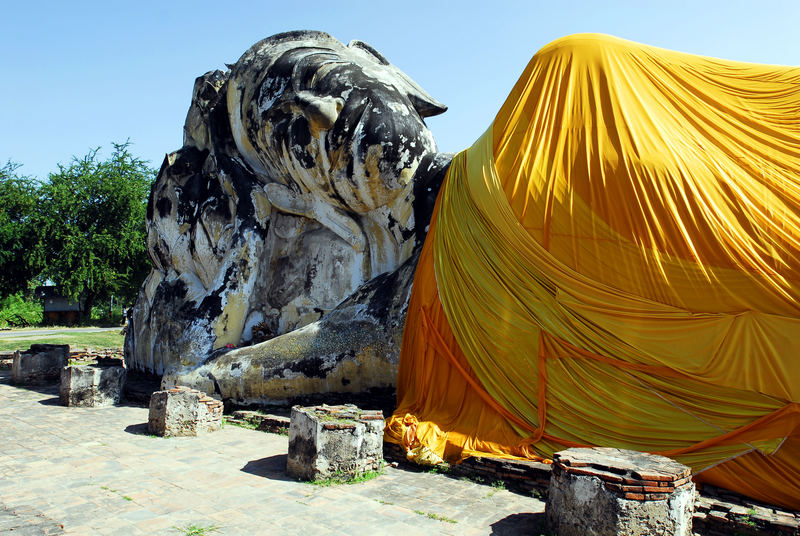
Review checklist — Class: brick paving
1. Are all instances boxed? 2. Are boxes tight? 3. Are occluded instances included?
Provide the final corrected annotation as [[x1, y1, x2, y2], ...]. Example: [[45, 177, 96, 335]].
[[0, 371, 545, 535]]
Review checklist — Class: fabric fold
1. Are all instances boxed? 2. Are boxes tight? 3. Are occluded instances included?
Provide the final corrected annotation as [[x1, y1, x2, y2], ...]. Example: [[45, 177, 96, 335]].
[[386, 33, 800, 509]]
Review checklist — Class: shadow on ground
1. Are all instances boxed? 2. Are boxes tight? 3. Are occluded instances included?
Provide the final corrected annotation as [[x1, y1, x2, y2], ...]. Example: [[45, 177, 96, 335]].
[[490, 512, 547, 535], [0, 373, 62, 406], [241, 454, 296, 482], [124, 423, 150, 436]]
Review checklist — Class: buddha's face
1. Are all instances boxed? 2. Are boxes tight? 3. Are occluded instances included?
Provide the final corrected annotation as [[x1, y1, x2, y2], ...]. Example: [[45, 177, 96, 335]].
[[229, 32, 446, 213]]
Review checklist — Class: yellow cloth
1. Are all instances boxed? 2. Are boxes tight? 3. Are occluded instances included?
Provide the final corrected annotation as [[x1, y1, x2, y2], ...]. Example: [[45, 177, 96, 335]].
[[386, 34, 800, 509]]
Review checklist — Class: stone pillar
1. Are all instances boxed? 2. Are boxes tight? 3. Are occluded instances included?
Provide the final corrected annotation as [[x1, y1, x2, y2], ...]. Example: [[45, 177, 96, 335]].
[[147, 386, 223, 437], [11, 344, 69, 385], [287, 404, 384, 481], [547, 447, 694, 536], [60, 364, 126, 407]]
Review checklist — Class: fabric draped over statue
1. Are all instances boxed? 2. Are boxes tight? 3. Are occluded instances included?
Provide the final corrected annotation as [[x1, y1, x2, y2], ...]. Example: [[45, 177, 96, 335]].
[[385, 34, 800, 509]]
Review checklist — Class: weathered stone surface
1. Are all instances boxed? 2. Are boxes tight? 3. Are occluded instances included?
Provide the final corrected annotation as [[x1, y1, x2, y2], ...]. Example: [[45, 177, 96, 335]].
[[59, 365, 126, 407], [160, 227, 449, 404], [125, 30, 450, 403], [147, 386, 223, 437], [546, 447, 694, 536], [11, 344, 69, 385], [287, 404, 384, 481]]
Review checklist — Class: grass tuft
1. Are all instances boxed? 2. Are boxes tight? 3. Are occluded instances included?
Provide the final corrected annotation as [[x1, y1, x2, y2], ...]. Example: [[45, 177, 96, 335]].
[[310, 467, 384, 487], [426, 463, 451, 474], [172, 524, 220, 535], [413, 510, 457, 523], [100, 485, 135, 504], [484, 480, 507, 498], [228, 420, 259, 430]]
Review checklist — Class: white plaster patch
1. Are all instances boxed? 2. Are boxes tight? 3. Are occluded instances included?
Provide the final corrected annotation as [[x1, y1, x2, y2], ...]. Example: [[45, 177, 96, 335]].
[[388, 101, 411, 117], [281, 368, 302, 380], [571, 475, 601, 506]]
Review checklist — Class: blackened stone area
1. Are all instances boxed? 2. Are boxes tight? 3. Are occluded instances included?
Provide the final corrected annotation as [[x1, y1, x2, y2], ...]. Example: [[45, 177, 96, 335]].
[[287, 404, 384, 481], [12, 344, 69, 385], [59, 364, 126, 407], [546, 447, 695, 536]]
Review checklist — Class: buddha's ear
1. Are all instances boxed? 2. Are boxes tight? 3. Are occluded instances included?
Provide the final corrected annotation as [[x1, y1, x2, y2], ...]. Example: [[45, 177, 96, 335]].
[[349, 40, 390, 65], [406, 89, 448, 118], [348, 40, 448, 119]]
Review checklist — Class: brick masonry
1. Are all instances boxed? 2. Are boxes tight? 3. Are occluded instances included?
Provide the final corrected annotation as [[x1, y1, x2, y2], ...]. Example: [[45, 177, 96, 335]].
[[147, 386, 224, 437], [546, 448, 695, 535], [383, 442, 799, 535], [287, 404, 384, 481], [227, 409, 290, 433], [693, 484, 800, 536], [48, 368, 795, 536], [552, 447, 693, 500]]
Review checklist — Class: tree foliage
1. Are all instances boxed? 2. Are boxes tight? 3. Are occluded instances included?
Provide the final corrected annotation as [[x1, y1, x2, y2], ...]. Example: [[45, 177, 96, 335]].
[[37, 142, 155, 314], [0, 293, 43, 328], [0, 161, 42, 296]]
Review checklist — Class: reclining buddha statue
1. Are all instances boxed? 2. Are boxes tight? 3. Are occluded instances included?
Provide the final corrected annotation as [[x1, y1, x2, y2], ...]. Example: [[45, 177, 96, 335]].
[[127, 31, 800, 509]]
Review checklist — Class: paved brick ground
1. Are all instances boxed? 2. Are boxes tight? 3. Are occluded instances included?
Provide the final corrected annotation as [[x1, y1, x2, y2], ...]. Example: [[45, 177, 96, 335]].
[[0, 371, 545, 535]]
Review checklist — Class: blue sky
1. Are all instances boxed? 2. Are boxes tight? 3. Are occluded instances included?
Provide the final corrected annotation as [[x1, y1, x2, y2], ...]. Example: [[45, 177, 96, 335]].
[[2, 0, 799, 180]]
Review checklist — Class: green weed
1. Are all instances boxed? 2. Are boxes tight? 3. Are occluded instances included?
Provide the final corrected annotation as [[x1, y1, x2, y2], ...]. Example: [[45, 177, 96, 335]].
[[226, 419, 259, 431], [484, 480, 507, 498], [413, 510, 457, 524], [310, 467, 384, 486], [100, 485, 135, 504], [316, 409, 362, 423], [172, 524, 220, 536], [224, 417, 289, 435], [426, 463, 451, 474], [741, 511, 758, 527]]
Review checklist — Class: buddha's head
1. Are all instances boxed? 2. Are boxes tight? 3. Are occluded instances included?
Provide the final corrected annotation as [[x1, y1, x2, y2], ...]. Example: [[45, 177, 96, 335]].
[[228, 30, 446, 213]]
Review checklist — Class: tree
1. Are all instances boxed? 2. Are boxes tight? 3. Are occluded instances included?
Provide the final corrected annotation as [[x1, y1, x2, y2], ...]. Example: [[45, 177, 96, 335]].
[[0, 161, 42, 297], [37, 142, 155, 317]]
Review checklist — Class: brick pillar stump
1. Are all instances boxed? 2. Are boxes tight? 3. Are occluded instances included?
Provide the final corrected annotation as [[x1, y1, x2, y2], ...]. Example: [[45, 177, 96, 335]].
[[60, 364, 126, 407], [287, 404, 384, 481], [547, 447, 694, 536], [147, 386, 223, 437], [12, 344, 70, 385]]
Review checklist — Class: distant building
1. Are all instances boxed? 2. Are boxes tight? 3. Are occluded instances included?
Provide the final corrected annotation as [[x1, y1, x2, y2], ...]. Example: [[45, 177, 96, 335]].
[[34, 286, 83, 324]]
